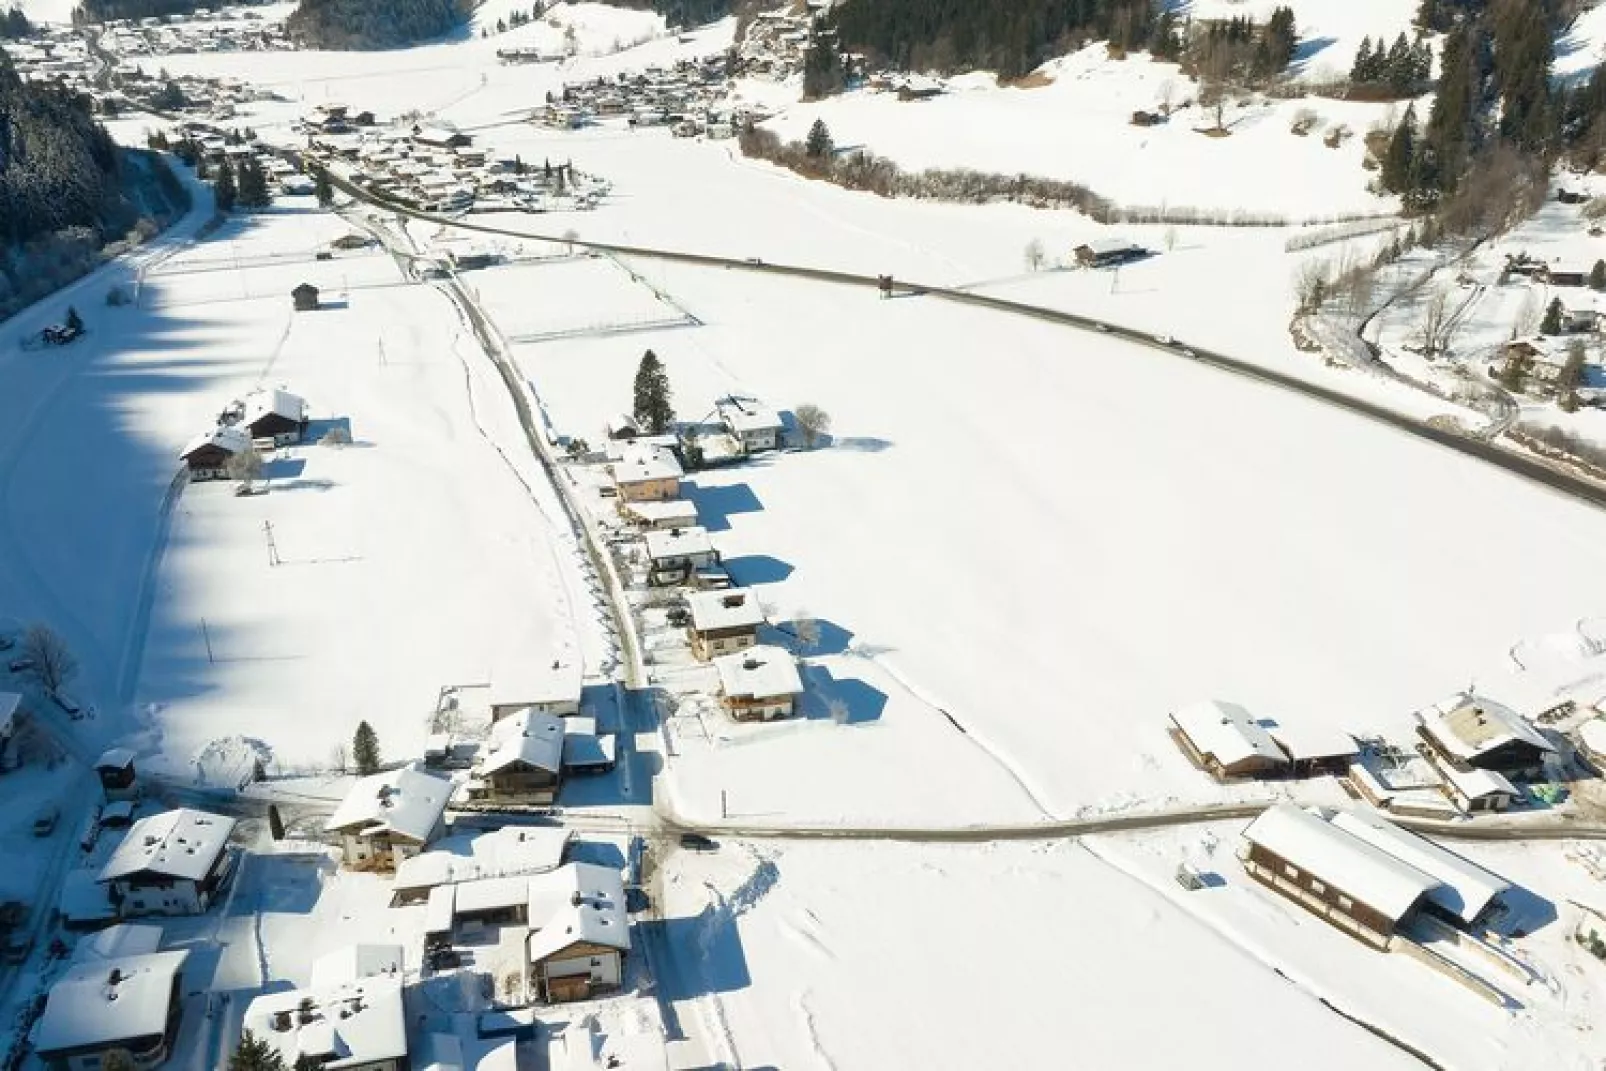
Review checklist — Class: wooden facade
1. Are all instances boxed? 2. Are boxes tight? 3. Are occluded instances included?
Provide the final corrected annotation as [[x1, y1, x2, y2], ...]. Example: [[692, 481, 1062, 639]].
[[690, 623, 758, 662], [1240, 841, 1404, 949], [721, 692, 795, 722], [530, 939, 624, 1003], [483, 762, 560, 804]]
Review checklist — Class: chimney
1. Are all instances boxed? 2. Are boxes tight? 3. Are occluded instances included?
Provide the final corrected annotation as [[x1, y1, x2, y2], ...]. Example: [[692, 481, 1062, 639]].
[[570, 890, 583, 907]]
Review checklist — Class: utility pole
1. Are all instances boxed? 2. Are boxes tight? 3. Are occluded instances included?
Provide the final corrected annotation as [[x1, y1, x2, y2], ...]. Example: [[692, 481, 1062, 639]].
[[263, 520, 281, 567], [200, 618, 214, 664]]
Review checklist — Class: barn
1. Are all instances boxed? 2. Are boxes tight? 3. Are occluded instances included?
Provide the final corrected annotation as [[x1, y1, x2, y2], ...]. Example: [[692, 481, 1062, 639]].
[[1169, 700, 1289, 779]]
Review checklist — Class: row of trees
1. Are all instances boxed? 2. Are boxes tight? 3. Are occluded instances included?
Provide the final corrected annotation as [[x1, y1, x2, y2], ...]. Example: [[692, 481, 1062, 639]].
[[1349, 32, 1433, 92], [0, 5, 31, 37], [212, 156, 273, 212]]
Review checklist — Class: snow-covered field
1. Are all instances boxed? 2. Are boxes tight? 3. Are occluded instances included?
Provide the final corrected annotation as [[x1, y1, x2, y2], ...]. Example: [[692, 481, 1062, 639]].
[[760, 44, 1402, 220], [1187, 0, 1420, 83]]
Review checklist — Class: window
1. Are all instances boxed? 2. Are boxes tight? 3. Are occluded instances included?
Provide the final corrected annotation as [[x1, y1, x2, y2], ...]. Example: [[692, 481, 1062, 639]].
[[1282, 863, 1299, 879], [1310, 880, 1326, 895], [590, 958, 602, 967], [1337, 895, 1353, 910]]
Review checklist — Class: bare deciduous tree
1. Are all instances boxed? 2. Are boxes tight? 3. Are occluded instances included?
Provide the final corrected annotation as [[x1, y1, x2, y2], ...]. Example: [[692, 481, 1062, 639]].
[[329, 742, 347, 773], [1343, 265, 1377, 316], [791, 616, 821, 652], [22, 623, 77, 695], [1517, 289, 1544, 337], [1164, 225, 1179, 252], [228, 444, 263, 485], [793, 403, 831, 449], [1417, 286, 1452, 356], [1024, 238, 1046, 272], [1293, 258, 1330, 313], [827, 698, 850, 725]]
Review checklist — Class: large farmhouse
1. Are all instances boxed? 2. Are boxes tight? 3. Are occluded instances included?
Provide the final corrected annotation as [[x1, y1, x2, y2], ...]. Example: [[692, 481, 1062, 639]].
[[242, 387, 309, 445], [98, 808, 237, 918], [1415, 694, 1556, 780], [326, 766, 452, 870], [478, 708, 565, 803], [1169, 700, 1288, 779], [178, 424, 251, 480]]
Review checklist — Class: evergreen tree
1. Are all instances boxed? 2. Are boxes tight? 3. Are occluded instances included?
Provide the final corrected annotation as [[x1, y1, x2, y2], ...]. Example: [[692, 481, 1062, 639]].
[[1382, 103, 1418, 194], [64, 306, 83, 333], [314, 166, 333, 207], [285, 0, 471, 49], [352, 720, 380, 776], [805, 118, 833, 159], [1423, 23, 1477, 192], [214, 159, 237, 212], [237, 158, 271, 208], [801, 18, 845, 98], [1592, 260, 1606, 291], [632, 349, 674, 433], [229, 1031, 286, 1071], [1350, 35, 1373, 82], [1540, 297, 1564, 336]]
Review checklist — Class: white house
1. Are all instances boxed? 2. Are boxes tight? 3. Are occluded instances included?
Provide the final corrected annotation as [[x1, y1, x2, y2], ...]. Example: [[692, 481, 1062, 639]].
[[326, 766, 452, 870], [391, 826, 572, 905], [524, 863, 631, 1003], [714, 395, 784, 453], [98, 809, 237, 918], [242, 946, 408, 1071], [712, 645, 803, 721], [644, 526, 718, 586], [34, 949, 190, 1071], [489, 658, 582, 721]]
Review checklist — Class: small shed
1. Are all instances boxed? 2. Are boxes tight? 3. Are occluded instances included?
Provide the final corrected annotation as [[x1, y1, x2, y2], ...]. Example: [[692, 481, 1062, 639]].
[[95, 747, 138, 800], [291, 283, 320, 311]]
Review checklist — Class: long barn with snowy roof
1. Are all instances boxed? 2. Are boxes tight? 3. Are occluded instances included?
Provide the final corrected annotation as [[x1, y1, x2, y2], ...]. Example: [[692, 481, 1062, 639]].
[[1239, 803, 1514, 949], [1169, 700, 1288, 779]]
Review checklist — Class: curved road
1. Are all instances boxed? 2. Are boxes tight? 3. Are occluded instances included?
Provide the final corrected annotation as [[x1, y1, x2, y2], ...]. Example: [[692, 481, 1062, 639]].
[[313, 167, 1606, 508]]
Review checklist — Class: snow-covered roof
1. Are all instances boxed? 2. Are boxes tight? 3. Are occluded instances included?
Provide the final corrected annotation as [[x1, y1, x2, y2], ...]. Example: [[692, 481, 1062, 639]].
[[1080, 236, 1141, 255], [1438, 760, 1518, 802], [1242, 804, 1438, 924], [35, 950, 190, 1055], [1171, 700, 1287, 769], [59, 870, 116, 925], [1267, 722, 1357, 762], [528, 863, 630, 961], [1416, 694, 1556, 763], [562, 723, 615, 769], [178, 422, 251, 461], [713, 645, 802, 701], [71, 923, 163, 964], [310, 943, 403, 990], [715, 395, 783, 435], [393, 826, 572, 894], [481, 708, 564, 776], [644, 526, 713, 561], [488, 658, 581, 709], [95, 747, 136, 771], [1327, 809, 1511, 925], [99, 808, 235, 884], [686, 588, 765, 633], [416, 1031, 517, 1071], [613, 444, 683, 485], [325, 766, 451, 844], [244, 387, 306, 428], [622, 499, 700, 526], [454, 874, 531, 916], [242, 974, 407, 1070]]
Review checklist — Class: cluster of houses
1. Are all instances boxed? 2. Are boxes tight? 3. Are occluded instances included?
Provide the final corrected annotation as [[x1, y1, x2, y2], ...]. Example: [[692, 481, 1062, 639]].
[[178, 386, 308, 481], [301, 110, 610, 215], [597, 398, 811, 724], [98, 6, 291, 58], [537, 56, 755, 139], [1172, 677, 1606, 820], [1, 29, 94, 91], [162, 119, 316, 194], [1496, 334, 1606, 403]]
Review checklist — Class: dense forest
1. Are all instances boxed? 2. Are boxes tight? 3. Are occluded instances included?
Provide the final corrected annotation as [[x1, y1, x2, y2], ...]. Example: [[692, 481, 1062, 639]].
[[285, 0, 471, 49], [0, 51, 185, 318], [830, 0, 1159, 80]]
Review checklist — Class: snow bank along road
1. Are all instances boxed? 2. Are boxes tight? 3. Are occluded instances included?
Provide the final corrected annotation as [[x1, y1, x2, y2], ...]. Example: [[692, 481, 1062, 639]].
[[319, 169, 1606, 512]]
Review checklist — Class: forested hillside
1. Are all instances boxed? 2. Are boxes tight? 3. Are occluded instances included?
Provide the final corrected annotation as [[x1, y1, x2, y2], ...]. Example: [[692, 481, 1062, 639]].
[[75, 0, 205, 24], [285, 0, 471, 49], [0, 51, 186, 319], [830, 0, 1157, 79]]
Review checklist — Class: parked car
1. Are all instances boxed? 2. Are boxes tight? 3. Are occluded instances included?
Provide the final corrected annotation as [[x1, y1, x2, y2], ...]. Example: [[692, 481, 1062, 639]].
[[51, 693, 81, 717], [7, 657, 35, 674], [678, 833, 718, 853], [32, 806, 59, 837]]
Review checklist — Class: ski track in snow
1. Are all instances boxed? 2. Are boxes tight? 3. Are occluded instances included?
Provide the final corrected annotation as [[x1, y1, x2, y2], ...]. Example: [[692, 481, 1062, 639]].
[[794, 990, 840, 1071]]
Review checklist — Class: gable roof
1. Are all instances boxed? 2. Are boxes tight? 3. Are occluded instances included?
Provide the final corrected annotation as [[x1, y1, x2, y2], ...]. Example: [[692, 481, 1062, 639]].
[[488, 657, 581, 709], [613, 444, 683, 485], [99, 808, 235, 884], [1416, 694, 1556, 763], [1242, 804, 1438, 924], [35, 950, 190, 1054], [242, 975, 407, 1069], [1171, 700, 1288, 769], [393, 826, 572, 896], [244, 387, 306, 429], [95, 747, 136, 772], [1328, 808, 1511, 925], [179, 423, 251, 461], [481, 709, 564, 776], [715, 395, 783, 435], [528, 863, 630, 962], [686, 588, 765, 632], [713, 645, 802, 701], [644, 526, 713, 561], [325, 766, 451, 844]]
